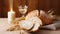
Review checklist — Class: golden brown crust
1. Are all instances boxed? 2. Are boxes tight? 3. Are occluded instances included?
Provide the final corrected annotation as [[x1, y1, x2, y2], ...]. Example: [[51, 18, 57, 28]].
[[39, 10, 53, 25], [25, 10, 39, 20]]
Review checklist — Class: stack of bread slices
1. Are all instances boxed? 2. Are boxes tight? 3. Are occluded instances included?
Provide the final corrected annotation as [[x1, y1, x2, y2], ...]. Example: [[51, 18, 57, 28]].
[[19, 10, 53, 32], [19, 10, 42, 32]]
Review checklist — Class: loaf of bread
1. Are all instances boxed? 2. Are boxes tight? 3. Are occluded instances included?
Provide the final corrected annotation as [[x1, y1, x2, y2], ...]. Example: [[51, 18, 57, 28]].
[[19, 16, 42, 32], [18, 10, 41, 31], [39, 10, 53, 25], [25, 10, 39, 20]]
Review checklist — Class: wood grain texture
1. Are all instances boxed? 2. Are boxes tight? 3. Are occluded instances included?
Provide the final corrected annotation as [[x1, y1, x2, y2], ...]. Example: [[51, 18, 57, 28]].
[[13, 0, 21, 17], [3, 0, 9, 18], [39, 0, 51, 11], [0, 0, 2, 17], [51, 0, 60, 15], [0, 0, 3, 18], [27, 0, 39, 12], [0, 0, 60, 17]]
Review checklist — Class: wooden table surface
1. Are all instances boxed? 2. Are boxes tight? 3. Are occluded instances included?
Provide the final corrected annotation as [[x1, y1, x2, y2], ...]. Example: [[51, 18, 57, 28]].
[[1, 18, 60, 34], [0, 18, 22, 34], [0, 18, 31, 34]]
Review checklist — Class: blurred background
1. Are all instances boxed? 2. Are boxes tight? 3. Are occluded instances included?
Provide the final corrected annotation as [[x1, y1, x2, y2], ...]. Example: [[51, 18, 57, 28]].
[[0, 0, 60, 18]]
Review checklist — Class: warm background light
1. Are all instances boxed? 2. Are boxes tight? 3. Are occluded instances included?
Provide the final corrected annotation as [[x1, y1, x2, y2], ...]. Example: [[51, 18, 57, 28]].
[[9, 0, 13, 11], [0, 0, 60, 18], [10, 8, 13, 12]]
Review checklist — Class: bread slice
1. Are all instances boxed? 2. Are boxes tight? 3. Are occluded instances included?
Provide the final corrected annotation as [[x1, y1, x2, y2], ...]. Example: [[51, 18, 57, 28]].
[[25, 10, 39, 20], [19, 16, 42, 32], [28, 16, 42, 32], [19, 10, 42, 31], [19, 20, 34, 30]]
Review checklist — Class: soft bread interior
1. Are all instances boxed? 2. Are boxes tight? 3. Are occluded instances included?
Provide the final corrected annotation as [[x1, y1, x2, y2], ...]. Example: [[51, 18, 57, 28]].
[[19, 20, 34, 30], [25, 10, 39, 20]]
